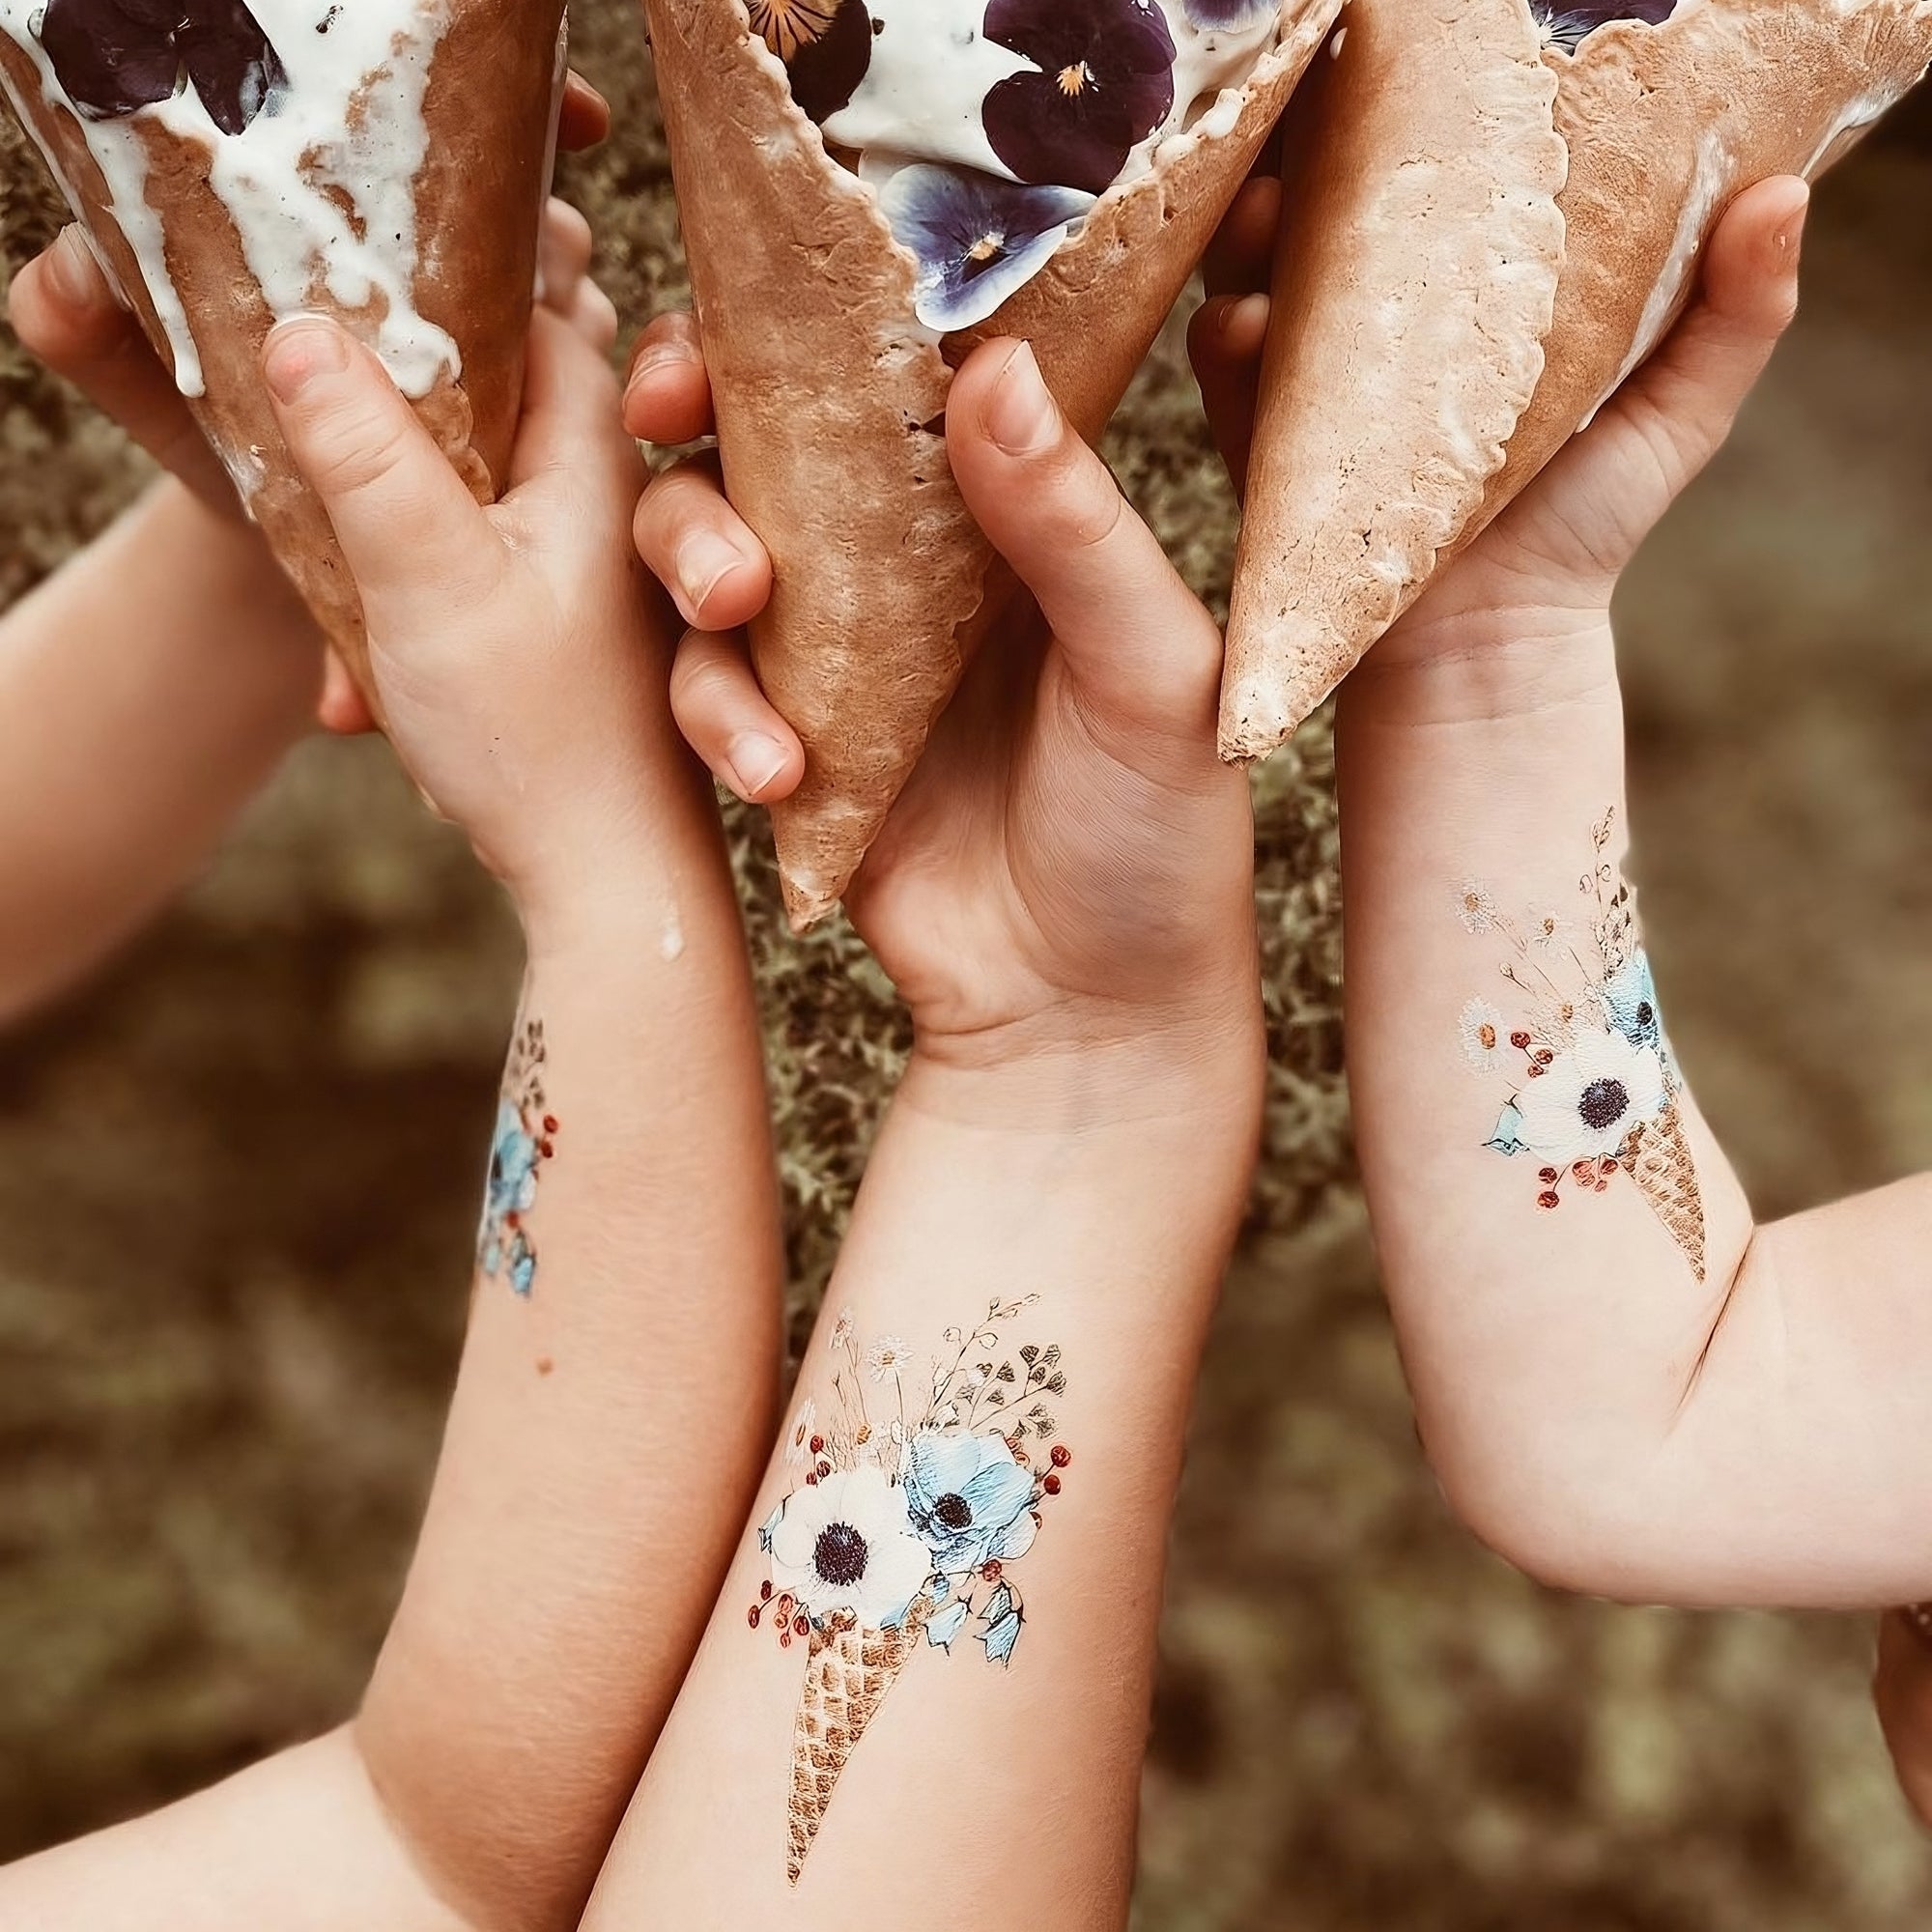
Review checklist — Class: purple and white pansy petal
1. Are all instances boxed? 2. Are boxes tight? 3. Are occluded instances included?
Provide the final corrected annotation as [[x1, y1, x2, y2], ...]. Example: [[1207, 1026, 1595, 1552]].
[[878, 162, 1094, 330], [1529, 0, 1678, 53], [1179, 0, 1280, 31], [982, 0, 1177, 195]]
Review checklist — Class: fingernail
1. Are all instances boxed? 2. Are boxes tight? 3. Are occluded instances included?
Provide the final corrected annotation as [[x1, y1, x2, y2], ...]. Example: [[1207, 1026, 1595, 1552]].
[[983, 340, 1058, 456], [673, 530, 742, 613], [627, 342, 693, 397], [727, 732, 789, 800], [1223, 292, 1269, 354], [45, 226, 106, 310], [263, 318, 350, 404], [1775, 194, 1810, 260]]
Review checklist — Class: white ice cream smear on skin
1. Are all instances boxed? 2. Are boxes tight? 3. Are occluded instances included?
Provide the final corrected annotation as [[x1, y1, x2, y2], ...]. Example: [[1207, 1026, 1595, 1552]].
[[0, 0, 460, 403]]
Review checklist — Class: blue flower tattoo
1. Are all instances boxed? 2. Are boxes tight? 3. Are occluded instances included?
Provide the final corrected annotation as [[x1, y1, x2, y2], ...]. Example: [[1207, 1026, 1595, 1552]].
[[478, 1014, 557, 1297]]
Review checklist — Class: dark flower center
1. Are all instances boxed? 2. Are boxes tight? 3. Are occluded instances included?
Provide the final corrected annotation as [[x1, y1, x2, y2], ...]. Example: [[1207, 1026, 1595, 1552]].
[[812, 1520, 869, 1589], [1636, 1002, 1656, 1030], [932, 1492, 975, 1531], [1577, 1078, 1631, 1133]]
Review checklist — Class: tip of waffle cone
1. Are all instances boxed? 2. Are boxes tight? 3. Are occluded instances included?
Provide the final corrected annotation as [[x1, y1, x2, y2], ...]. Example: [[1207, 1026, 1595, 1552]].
[[1218, 664, 1330, 764], [780, 868, 841, 934]]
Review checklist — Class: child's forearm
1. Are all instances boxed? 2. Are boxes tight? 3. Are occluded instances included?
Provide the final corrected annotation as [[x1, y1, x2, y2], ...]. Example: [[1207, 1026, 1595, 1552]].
[[355, 767, 785, 1932], [0, 482, 322, 1019], [579, 1031, 1264, 1928], [0, 1730, 467, 1932], [1338, 630, 1932, 1605]]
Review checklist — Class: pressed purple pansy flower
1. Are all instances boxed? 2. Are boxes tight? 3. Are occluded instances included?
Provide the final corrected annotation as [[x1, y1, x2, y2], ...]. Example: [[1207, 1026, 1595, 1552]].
[[39, 0, 285, 135], [1530, 0, 1678, 52], [749, 0, 874, 124], [1180, 0, 1281, 30], [879, 162, 1094, 331], [982, 0, 1177, 197]]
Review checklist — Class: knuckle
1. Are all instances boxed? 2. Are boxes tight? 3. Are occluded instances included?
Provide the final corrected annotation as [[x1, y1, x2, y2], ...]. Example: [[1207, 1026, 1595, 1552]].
[[1037, 442, 1125, 554], [668, 639, 739, 717]]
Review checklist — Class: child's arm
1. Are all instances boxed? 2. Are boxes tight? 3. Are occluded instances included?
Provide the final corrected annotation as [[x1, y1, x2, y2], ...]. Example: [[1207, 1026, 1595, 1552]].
[[0, 300, 783, 1932], [0, 476, 321, 1022], [0, 187, 618, 1019], [1203, 170, 1932, 1610], [576, 333, 1264, 1923]]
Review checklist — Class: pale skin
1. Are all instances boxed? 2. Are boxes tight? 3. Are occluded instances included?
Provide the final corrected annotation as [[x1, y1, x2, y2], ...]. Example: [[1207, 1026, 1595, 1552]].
[[0, 73, 615, 1028], [1202, 168, 1932, 1825], [623, 168, 1932, 1856], [0, 125, 790, 1932], [585, 335, 1265, 1925]]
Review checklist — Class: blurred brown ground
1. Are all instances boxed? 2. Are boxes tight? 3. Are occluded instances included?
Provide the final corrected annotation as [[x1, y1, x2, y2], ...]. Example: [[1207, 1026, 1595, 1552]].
[[1, 14, 1928, 1926]]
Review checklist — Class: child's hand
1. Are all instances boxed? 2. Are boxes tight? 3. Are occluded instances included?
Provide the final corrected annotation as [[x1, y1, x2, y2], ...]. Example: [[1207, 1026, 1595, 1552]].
[[1190, 170, 1811, 663], [261, 293, 691, 925], [624, 324, 1262, 1092], [8, 72, 614, 731]]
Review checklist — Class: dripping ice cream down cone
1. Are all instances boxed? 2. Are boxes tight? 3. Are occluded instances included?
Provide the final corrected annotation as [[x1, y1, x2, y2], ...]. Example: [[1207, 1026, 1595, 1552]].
[[0, 0, 569, 694], [642, 0, 1343, 927], [1221, 0, 1932, 760]]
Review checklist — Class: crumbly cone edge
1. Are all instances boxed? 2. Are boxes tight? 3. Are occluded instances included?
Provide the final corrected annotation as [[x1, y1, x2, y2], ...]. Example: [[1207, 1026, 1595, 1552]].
[[1217, 0, 1568, 761], [786, 1599, 934, 1886], [0, 0, 563, 691], [1450, 0, 1932, 558], [642, 0, 1342, 927], [1620, 1105, 1707, 1283]]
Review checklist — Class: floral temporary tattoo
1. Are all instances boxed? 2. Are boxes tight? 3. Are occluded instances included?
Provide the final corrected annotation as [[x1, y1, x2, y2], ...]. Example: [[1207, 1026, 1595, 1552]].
[[1458, 810, 1707, 1280], [751, 1297, 1070, 1884], [477, 1014, 558, 1297]]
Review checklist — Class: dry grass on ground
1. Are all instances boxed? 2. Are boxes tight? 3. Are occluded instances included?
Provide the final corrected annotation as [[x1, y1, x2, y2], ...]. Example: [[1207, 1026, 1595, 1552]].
[[1, 32, 1929, 1926]]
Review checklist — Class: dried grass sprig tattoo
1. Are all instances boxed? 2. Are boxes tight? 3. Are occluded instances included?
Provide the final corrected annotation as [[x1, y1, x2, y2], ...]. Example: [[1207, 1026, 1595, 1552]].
[[1458, 810, 1706, 1279], [752, 1298, 1071, 1884]]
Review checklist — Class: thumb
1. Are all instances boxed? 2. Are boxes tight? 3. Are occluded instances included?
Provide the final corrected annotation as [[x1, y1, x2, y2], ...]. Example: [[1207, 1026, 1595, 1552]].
[[262, 318, 503, 632], [1595, 175, 1809, 505], [946, 339, 1223, 751]]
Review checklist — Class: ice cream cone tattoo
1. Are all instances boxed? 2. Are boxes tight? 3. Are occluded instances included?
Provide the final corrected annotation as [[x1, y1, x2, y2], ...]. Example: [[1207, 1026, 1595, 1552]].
[[1457, 810, 1706, 1281], [477, 1013, 557, 1298], [751, 1298, 1070, 1884]]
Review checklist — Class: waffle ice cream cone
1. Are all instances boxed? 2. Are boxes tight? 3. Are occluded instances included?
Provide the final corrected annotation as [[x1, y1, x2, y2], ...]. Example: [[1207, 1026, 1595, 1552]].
[[1620, 1103, 1706, 1282], [0, 0, 567, 696], [1457, 0, 1932, 555], [642, 0, 1342, 927], [1220, 0, 1568, 760], [1221, 0, 1932, 759], [787, 1598, 932, 1885]]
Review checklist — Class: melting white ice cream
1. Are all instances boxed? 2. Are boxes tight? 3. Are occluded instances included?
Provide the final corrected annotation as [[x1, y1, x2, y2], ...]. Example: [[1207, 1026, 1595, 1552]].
[[0, 0, 462, 401]]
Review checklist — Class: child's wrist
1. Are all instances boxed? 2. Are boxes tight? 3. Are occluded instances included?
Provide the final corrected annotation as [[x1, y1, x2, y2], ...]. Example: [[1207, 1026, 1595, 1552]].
[[902, 994, 1266, 1145], [1343, 615, 1622, 729], [511, 807, 732, 968]]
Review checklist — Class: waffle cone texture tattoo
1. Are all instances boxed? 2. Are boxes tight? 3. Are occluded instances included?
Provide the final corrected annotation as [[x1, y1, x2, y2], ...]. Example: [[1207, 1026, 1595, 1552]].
[[1456, 809, 1707, 1281], [751, 1300, 1070, 1882]]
